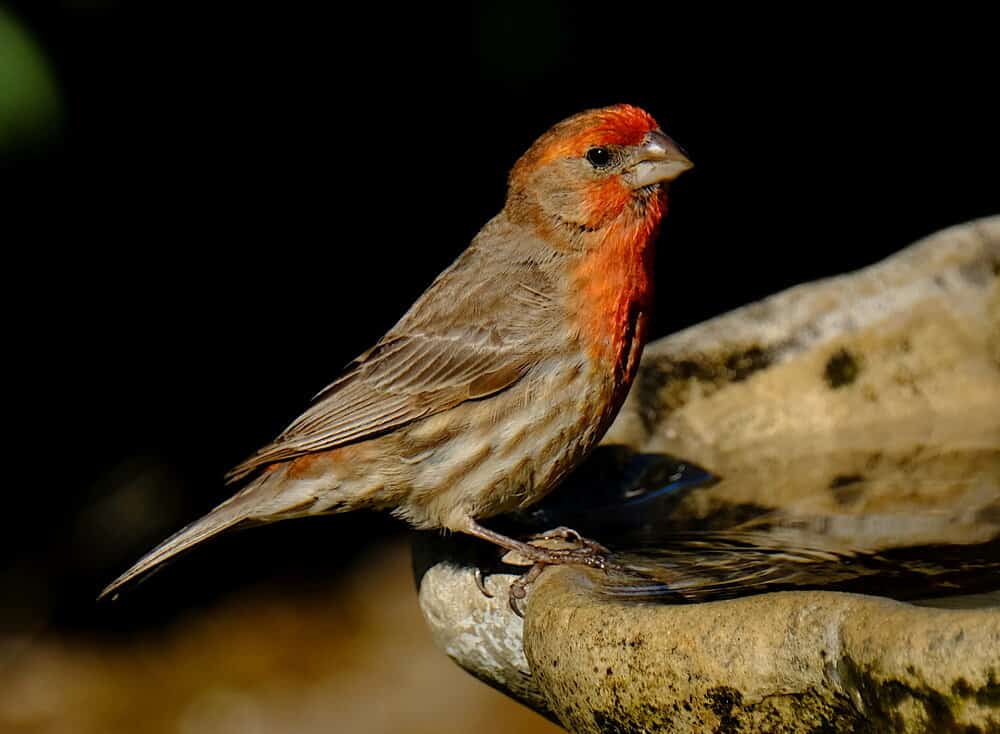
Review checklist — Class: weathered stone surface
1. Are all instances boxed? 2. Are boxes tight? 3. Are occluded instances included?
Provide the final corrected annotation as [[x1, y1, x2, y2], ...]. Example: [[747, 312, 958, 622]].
[[415, 216, 1000, 732], [415, 557, 547, 714], [606, 217, 1000, 467], [526, 569, 1000, 734]]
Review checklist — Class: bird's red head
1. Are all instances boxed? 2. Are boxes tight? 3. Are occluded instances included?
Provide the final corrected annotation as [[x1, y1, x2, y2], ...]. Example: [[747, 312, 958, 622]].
[[522, 104, 661, 162], [507, 104, 692, 237]]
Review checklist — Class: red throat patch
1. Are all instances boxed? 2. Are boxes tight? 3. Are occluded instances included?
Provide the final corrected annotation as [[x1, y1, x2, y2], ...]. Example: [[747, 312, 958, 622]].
[[571, 191, 666, 381]]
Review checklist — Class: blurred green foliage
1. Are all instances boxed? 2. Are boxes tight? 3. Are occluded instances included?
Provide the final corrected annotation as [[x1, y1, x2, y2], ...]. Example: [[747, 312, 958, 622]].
[[0, 6, 62, 154]]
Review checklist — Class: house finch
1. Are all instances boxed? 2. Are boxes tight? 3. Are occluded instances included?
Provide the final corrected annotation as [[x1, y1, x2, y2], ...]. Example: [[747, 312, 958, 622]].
[[101, 104, 692, 605]]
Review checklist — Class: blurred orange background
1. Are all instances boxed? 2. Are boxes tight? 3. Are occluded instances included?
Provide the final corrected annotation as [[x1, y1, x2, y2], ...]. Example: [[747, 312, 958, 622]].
[[1, 541, 560, 734]]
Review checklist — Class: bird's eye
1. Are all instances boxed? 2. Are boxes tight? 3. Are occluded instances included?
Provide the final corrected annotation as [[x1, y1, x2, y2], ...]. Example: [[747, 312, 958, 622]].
[[585, 147, 611, 168]]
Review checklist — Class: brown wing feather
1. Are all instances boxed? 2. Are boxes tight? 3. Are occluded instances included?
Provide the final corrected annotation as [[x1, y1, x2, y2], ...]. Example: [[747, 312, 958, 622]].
[[225, 225, 564, 485], [225, 333, 533, 483]]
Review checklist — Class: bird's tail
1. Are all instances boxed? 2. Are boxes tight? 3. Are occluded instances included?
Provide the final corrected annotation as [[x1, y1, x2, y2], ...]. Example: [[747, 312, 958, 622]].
[[98, 470, 283, 601]]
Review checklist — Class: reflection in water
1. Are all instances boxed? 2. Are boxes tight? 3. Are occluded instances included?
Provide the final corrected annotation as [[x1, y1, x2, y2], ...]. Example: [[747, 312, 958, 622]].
[[598, 534, 1000, 604], [493, 441, 1000, 605]]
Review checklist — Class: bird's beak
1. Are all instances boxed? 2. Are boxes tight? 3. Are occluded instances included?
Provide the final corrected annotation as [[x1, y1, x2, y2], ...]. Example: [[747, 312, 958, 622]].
[[626, 130, 693, 189]]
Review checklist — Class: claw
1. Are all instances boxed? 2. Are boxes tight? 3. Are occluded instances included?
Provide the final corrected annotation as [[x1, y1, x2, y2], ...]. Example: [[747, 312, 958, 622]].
[[507, 562, 545, 617], [509, 587, 525, 617], [474, 567, 494, 598]]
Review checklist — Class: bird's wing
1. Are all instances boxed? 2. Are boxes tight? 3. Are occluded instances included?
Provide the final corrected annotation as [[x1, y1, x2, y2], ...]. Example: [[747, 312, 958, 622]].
[[225, 240, 560, 484]]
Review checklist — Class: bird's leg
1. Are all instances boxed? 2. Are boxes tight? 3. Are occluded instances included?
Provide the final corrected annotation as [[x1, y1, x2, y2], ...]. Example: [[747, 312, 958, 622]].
[[463, 519, 611, 616]]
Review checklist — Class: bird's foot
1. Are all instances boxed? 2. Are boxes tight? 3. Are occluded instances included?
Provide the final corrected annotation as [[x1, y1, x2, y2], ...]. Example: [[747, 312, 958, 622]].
[[505, 536, 612, 616], [474, 542, 610, 607], [528, 526, 610, 556], [464, 520, 612, 616]]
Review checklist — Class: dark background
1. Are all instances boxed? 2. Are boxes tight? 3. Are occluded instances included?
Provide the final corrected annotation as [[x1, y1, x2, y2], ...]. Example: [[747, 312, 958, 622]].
[[4, 2, 998, 637]]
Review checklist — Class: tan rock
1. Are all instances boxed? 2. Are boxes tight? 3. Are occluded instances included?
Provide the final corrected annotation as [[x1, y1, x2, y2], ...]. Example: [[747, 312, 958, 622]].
[[526, 569, 1000, 734], [607, 217, 1000, 467]]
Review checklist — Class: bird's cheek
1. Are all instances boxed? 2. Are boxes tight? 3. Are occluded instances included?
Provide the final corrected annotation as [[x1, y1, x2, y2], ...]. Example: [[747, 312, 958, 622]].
[[582, 179, 632, 229]]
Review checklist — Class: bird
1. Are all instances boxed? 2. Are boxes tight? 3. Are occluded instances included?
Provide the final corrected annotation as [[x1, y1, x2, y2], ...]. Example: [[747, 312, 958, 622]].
[[100, 104, 693, 604]]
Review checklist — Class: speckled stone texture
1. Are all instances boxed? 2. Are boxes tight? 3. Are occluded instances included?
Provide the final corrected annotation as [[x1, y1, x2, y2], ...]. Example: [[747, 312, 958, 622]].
[[416, 559, 545, 711], [605, 216, 1000, 468], [525, 569, 999, 733], [415, 216, 1000, 732]]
